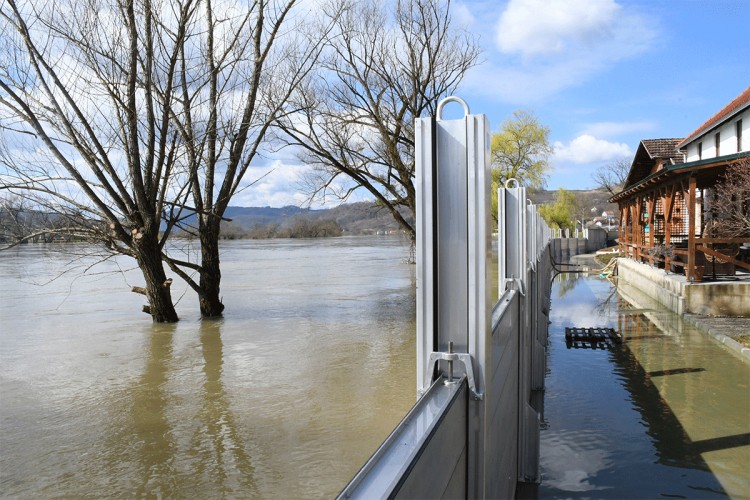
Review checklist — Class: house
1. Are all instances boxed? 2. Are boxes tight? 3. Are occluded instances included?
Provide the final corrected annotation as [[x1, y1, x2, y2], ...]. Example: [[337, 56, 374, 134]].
[[611, 86, 750, 283], [678, 87, 750, 162]]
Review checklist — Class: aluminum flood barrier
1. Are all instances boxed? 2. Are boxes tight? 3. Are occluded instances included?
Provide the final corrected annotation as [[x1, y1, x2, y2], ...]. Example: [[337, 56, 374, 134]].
[[339, 97, 552, 499]]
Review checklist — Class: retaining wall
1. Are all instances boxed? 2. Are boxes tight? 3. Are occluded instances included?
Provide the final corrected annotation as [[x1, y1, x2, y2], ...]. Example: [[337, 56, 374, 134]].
[[617, 258, 750, 317]]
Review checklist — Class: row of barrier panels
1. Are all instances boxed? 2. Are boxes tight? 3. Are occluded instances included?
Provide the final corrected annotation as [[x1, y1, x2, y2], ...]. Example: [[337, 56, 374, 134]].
[[552, 227, 588, 239], [338, 97, 552, 499]]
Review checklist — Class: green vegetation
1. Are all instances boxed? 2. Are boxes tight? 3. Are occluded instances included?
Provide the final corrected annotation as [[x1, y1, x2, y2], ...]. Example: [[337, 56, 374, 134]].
[[538, 189, 579, 231], [223, 218, 343, 240], [490, 110, 553, 222]]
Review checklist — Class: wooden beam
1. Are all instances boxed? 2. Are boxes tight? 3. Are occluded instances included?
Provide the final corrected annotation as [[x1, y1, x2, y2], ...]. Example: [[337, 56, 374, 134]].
[[697, 245, 750, 272], [696, 237, 750, 244], [687, 176, 697, 281]]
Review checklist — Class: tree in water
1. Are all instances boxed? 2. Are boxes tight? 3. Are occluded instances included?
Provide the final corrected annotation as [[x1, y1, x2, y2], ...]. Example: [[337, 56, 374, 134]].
[[0, 0, 320, 320], [490, 110, 552, 222], [273, 0, 479, 241]]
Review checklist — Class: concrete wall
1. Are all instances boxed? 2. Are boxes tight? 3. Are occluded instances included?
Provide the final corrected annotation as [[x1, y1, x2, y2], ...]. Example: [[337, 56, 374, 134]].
[[617, 258, 750, 317], [550, 231, 608, 263]]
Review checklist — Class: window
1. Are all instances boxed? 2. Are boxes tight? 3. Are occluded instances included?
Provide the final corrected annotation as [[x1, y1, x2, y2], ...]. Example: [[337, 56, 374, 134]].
[[698, 142, 702, 160], [715, 132, 721, 156], [738, 120, 744, 152]]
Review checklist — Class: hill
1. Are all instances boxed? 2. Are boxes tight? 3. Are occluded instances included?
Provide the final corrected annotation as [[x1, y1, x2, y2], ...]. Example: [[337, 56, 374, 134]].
[[220, 201, 413, 236], [219, 188, 616, 237]]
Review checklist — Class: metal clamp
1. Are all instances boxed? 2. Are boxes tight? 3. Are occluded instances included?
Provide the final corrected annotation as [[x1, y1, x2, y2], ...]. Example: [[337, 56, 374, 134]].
[[504, 275, 526, 296], [426, 344, 484, 401]]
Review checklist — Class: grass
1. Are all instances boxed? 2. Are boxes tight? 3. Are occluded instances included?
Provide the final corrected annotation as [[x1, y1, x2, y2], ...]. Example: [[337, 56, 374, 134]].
[[594, 247, 624, 267], [735, 335, 750, 348]]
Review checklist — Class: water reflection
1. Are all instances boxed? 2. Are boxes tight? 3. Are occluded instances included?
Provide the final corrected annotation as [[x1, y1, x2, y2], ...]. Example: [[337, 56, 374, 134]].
[[191, 320, 258, 497], [540, 275, 749, 498]]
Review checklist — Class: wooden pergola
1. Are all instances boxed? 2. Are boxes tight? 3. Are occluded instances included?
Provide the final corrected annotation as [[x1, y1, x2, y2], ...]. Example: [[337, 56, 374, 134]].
[[611, 150, 750, 282]]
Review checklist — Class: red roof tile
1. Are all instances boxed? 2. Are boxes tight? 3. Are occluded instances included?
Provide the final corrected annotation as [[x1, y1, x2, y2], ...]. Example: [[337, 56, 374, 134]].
[[641, 138, 684, 160], [676, 86, 750, 149]]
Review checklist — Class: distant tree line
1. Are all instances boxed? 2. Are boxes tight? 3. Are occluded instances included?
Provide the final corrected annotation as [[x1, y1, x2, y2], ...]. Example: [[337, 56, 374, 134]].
[[220, 218, 343, 240]]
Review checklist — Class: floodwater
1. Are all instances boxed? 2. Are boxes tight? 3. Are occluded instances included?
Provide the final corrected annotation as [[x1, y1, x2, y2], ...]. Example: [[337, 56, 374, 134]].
[[0, 236, 416, 498], [541, 273, 750, 499], [3, 239, 749, 499]]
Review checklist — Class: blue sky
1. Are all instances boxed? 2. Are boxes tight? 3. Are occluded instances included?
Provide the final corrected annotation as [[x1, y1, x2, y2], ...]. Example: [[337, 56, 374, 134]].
[[241, 0, 749, 207]]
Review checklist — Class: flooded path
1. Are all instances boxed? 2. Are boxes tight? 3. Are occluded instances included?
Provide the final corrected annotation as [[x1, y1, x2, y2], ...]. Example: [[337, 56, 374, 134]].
[[540, 274, 750, 498]]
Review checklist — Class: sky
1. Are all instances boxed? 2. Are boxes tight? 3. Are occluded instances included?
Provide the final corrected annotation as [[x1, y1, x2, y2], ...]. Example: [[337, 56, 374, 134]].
[[238, 0, 750, 208]]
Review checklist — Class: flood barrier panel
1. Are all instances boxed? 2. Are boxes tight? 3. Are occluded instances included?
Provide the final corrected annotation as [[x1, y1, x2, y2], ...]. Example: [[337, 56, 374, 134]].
[[339, 97, 552, 499]]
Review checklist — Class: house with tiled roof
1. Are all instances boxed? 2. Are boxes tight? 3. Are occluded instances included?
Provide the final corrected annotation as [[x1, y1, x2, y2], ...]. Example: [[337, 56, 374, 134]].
[[611, 86, 750, 300], [677, 86, 750, 162], [621, 138, 685, 190]]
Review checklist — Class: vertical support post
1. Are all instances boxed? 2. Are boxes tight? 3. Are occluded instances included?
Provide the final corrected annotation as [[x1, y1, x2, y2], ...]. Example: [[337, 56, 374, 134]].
[[414, 97, 491, 496], [664, 185, 673, 269], [647, 194, 655, 264], [414, 96, 491, 469], [687, 175, 697, 281], [415, 115, 435, 395]]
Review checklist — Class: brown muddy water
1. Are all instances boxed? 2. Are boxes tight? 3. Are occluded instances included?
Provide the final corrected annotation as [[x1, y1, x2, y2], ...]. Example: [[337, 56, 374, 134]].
[[0, 236, 416, 498]]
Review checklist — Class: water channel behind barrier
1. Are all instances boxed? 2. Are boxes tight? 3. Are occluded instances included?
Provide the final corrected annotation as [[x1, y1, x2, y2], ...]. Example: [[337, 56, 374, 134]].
[[539, 274, 750, 499]]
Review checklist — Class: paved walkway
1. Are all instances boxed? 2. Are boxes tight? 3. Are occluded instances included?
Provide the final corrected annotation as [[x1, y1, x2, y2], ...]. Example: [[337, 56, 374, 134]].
[[683, 314, 750, 360]]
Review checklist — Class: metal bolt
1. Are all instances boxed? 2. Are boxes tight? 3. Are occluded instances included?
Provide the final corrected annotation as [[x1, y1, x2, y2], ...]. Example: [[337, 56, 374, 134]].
[[448, 341, 454, 383]]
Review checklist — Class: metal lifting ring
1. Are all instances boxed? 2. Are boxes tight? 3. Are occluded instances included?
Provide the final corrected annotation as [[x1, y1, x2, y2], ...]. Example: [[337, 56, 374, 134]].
[[436, 96, 470, 121], [504, 178, 521, 189]]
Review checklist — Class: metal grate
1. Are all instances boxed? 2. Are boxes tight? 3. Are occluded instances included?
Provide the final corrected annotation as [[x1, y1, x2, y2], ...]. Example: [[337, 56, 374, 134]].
[[565, 327, 622, 350]]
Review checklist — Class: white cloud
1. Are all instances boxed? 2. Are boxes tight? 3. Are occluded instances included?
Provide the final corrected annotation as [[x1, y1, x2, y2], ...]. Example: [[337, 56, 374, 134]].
[[453, 2, 477, 29], [580, 121, 658, 138], [459, 0, 658, 104], [553, 134, 631, 164], [496, 0, 622, 57], [232, 159, 373, 208]]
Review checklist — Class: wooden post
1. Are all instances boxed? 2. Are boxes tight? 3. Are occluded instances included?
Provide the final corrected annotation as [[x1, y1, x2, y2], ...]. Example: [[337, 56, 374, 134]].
[[664, 184, 673, 270], [634, 196, 642, 262], [647, 193, 656, 265], [687, 175, 697, 281], [618, 207, 625, 254]]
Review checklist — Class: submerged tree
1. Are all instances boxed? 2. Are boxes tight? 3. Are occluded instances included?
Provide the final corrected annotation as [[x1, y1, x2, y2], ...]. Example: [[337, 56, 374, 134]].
[[273, 0, 479, 240], [1, 0, 320, 321]]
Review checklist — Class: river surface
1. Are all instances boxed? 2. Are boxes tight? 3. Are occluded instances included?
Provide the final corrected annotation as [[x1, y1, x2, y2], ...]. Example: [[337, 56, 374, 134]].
[[0, 236, 416, 498], [541, 273, 750, 499]]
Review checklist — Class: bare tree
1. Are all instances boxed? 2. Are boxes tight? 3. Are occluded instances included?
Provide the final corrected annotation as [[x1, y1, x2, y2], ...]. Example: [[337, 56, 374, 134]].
[[273, 0, 479, 239], [592, 158, 630, 196], [1, 0, 320, 321], [705, 158, 750, 238]]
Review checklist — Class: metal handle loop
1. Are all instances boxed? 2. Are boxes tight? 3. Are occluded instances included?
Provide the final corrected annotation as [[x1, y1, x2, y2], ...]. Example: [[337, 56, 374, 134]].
[[436, 96, 470, 120]]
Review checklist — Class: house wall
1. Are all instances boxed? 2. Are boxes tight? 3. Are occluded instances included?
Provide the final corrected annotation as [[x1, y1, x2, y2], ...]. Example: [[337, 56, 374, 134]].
[[684, 108, 750, 161]]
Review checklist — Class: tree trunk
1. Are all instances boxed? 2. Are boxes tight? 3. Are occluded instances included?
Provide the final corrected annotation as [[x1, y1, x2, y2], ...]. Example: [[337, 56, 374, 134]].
[[134, 238, 179, 323], [199, 223, 225, 317]]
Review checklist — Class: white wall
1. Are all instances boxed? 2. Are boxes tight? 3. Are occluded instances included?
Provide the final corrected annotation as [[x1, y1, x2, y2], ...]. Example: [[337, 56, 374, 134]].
[[684, 107, 750, 162]]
